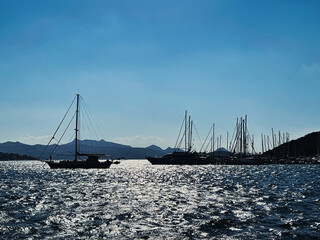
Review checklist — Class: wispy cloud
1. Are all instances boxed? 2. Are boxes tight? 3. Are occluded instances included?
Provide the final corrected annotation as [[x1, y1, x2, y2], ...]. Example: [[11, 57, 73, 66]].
[[112, 135, 166, 148], [18, 135, 52, 145]]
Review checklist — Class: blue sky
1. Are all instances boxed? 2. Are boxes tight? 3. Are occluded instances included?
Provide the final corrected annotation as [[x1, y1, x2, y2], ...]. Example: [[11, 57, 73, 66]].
[[0, 0, 319, 150]]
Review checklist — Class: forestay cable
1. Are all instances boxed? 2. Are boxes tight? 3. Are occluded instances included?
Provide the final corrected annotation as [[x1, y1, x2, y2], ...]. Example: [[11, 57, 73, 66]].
[[39, 95, 76, 159]]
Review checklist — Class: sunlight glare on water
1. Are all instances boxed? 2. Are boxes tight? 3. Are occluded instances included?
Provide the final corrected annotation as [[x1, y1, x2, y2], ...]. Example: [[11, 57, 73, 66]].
[[0, 160, 319, 239]]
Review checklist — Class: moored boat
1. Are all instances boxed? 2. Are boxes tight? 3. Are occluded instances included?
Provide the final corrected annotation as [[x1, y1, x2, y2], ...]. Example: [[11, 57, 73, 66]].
[[45, 154, 112, 169], [42, 94, 113, 169], [146, 111, 215, 165], [147, 151, 214, 165]]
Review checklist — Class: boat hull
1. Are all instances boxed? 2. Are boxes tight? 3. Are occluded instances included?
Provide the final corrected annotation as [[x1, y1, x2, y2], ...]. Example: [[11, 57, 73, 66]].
[[147, 152, 268, 165], [45, 160, 112, 169], [147, 157, 214, 165], [147, 152, 214, 165]]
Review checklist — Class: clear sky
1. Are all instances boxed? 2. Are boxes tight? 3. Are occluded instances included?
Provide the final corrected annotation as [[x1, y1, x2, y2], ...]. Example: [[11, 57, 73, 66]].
[[0, 0, 319, 151]]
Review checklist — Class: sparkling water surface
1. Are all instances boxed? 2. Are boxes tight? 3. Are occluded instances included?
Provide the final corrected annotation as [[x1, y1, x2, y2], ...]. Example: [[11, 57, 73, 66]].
[[0, 160, 319, 239]]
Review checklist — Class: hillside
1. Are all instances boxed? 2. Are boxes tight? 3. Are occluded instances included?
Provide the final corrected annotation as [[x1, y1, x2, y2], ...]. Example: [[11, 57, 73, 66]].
[[0, 152, 36, 160], [264, 131, 320, 157], [0, 140, 174, 160]]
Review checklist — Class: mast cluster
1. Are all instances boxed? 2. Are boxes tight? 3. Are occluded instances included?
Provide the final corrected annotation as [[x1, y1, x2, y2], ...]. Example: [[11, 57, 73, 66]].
[[261, 130, 290, 153], [174, 111, 193, 152], [174, 112, 291, 157], [229, 115, 253, 155]]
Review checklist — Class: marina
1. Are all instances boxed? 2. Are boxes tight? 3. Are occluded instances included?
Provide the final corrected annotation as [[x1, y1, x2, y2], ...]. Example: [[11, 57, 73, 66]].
[[147, 111, 320, 165]]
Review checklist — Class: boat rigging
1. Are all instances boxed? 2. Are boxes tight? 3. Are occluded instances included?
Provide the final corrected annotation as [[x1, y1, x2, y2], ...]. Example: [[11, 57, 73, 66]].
[[41, 94, 113, 169]]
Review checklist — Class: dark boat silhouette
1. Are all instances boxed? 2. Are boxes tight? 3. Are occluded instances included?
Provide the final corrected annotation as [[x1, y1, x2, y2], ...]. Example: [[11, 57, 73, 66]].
[[146, 113, 265, 165], [42, 94, 113, 169], [45, 154, 112, 169], [146, 111, 214, 165], [147, 151, 214, 165]]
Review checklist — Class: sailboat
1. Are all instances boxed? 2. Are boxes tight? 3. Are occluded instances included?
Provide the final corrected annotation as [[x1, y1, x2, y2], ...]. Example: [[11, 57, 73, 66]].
[[43, 94, 113, 169], [146, 111, 213, 165]]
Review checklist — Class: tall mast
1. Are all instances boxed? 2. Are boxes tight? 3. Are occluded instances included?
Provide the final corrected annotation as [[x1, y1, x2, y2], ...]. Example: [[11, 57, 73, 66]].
[[240, 117, 243, 154], [252, 134, 254, 155], [188, 116, 191, 152], [236, 118, 239, 153], [244, 115, 247, 155], [75, 94, 80, 161], [226, 131, 229, 152], [272, 128, 275, 149], [185, 111, 187, 152], [212, 123, 215, 153], [279, 131, 281, 146], [265, 135, 268, 151], [189, 120, 193, 152]]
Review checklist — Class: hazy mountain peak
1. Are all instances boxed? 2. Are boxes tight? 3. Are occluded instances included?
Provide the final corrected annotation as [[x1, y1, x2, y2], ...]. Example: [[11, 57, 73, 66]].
[[147, 145, 163, 151], [215, 147, 228, 152], [0, 140, 171, 160]]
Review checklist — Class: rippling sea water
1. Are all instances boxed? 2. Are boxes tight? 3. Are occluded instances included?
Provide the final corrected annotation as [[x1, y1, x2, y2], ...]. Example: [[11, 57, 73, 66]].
[[0, 161, 319, 239]]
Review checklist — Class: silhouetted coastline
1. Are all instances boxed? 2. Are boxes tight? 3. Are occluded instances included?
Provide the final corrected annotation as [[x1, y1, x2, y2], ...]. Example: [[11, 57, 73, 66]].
[[0, 152, 36, 161], [1, 132, 320, 164]]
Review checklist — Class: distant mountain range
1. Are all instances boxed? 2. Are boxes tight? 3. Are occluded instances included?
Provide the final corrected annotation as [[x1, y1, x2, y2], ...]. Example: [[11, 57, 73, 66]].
[[2, 131, 319, 160], [0, 140, 174, 160]]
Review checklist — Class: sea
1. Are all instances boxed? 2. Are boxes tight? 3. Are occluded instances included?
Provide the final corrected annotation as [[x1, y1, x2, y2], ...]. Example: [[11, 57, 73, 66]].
[[0, 160, 319, 239]]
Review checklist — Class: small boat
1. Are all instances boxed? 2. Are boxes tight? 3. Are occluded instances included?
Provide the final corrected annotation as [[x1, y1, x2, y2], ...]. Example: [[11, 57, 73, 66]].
[[42, 94, 113, 169]]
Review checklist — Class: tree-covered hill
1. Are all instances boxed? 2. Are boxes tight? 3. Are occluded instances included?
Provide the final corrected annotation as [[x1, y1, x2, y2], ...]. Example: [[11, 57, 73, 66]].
[[0, 152, 37, 160]]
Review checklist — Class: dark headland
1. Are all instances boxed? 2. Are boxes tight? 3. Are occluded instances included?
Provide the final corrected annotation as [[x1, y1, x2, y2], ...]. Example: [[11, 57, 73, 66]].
[[0, 152, 36, 161], [261, 131, 320, 164]]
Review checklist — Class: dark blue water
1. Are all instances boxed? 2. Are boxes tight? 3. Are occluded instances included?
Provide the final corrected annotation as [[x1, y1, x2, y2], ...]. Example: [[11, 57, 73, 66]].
[[1, 161, 319, 239]]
